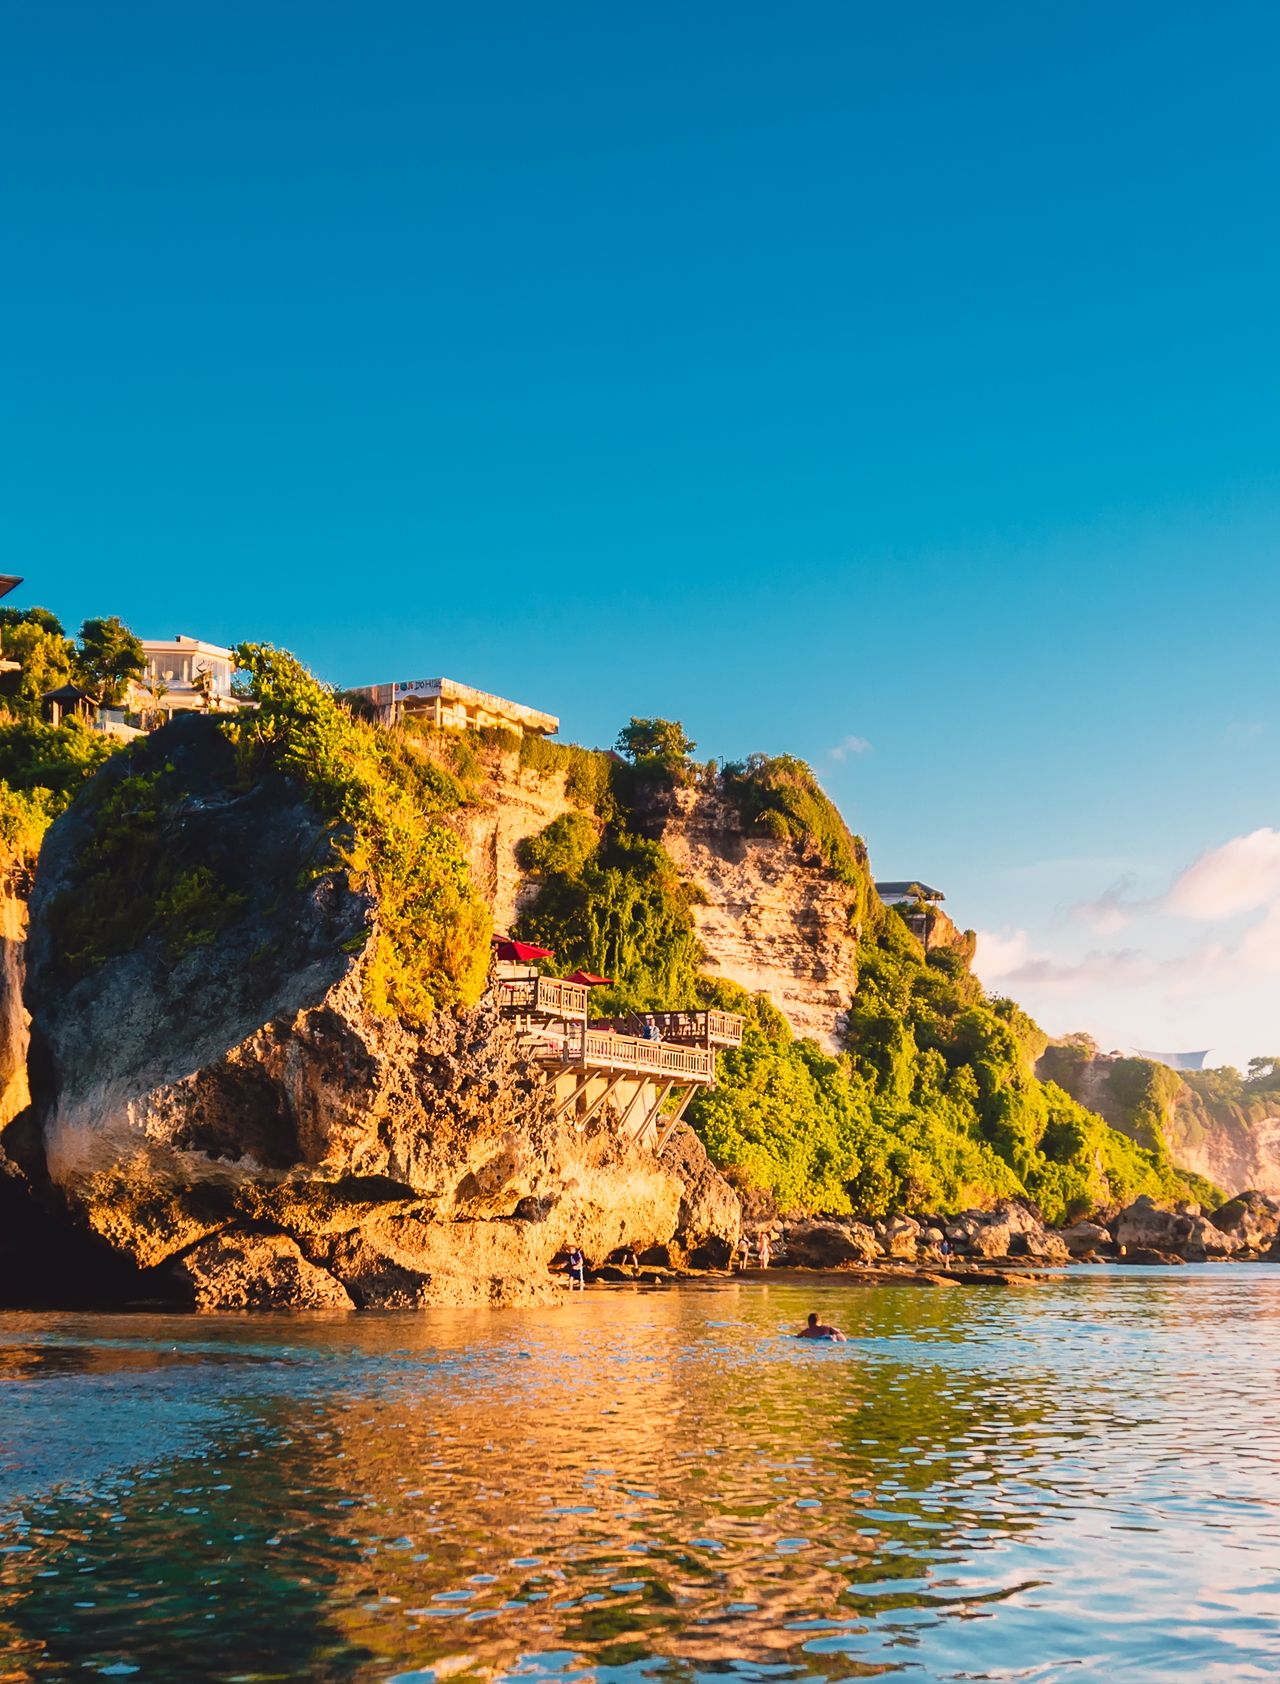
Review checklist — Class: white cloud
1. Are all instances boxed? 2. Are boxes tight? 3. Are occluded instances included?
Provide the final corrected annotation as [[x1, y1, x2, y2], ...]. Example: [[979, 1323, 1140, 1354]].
[[1165, 827, 1280, 921], [974, 928, 1046, 983], [830, 734, 871, 761]]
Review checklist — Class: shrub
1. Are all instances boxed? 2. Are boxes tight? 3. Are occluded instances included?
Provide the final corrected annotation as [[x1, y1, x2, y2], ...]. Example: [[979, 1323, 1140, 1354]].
[[232, 644, 491, 1019]]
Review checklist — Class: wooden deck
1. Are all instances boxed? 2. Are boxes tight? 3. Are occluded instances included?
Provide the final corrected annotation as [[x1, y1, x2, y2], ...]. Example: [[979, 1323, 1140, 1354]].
[[496, 974, 589, 1020], [589, 1009, 743, 1048], [525, 1023, 715, 1083]]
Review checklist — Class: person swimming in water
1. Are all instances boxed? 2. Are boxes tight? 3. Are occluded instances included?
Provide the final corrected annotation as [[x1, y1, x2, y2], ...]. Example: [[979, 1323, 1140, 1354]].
[[797, 1311, 846, 1341]]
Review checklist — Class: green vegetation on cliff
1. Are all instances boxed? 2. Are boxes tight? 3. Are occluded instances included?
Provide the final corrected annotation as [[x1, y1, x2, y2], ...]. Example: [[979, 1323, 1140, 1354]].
[[509, 725, 1201, 1222], [694, 899, 1195, 1222], [518, 822, 705, 1015], [232, 645, 491, 1018]]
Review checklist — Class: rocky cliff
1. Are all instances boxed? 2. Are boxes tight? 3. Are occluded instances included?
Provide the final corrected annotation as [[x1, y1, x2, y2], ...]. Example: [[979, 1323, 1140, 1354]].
[[655, 783, 861, 1053], [1038, 1043, 1280, 1199], [7, 714, 738, 1310]]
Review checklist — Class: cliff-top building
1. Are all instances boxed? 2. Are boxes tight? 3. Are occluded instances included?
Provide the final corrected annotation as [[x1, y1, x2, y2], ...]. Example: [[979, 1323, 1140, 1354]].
[[875, 880, 945, 907], [351, 676, 558, 738], [136, 636, 240, 715]]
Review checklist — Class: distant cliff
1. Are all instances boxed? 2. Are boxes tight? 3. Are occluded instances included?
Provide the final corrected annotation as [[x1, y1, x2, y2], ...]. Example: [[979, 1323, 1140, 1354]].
[[1039, 1042, 1280, 1199]]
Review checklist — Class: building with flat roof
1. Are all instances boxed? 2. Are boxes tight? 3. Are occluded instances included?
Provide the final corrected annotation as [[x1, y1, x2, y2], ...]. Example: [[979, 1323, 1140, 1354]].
[[875, 880, 945, 907], [351, 676, 558, 738], [135, 636, 240, 716]]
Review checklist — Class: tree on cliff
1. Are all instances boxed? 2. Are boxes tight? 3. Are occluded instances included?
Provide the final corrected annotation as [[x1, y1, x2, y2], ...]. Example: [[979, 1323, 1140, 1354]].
[[232, 643, 492, 1018], [75, 617, 145, 707], [615, 717, 696, 774], [0, 610, 77, 721]]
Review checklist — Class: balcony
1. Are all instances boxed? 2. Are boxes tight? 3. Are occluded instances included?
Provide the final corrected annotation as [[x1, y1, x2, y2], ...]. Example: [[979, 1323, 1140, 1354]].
[[496, 974, 589, 1021]]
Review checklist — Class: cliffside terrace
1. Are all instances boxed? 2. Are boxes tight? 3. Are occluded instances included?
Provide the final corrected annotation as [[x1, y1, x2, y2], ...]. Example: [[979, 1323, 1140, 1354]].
[[495, 968, 743, 1150]]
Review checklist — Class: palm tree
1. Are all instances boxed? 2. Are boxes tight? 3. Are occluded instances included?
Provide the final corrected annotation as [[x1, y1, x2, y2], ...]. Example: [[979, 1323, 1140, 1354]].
[[141, 675, 170, 730]]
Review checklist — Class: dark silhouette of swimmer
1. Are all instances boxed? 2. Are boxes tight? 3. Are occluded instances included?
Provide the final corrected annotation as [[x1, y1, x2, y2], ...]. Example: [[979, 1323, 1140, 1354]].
[[797, 1311, 846, 1341]]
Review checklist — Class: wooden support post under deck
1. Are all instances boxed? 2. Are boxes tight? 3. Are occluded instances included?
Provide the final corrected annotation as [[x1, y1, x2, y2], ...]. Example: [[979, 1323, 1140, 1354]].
[[634, 1079, 675, 1147], [574, 1071, 629, 1129], [552, 1073, 593, 1122], [616, 1079, 651, 1139], [655, 1084, 697, 1154]]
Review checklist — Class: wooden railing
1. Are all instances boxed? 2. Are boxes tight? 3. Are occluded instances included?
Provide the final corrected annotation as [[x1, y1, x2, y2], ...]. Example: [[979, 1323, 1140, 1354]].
[[534, 1023, 715, 1082], [496, 975, 588, 1020], [590, 1009, 744, 1048], [649, 1009, 744, 1047]]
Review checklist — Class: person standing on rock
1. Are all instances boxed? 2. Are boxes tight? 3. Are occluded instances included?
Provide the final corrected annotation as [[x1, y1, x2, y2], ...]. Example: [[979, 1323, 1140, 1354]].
[[736, 1232, 752, 1271], [757, 1231, 772, 1270], [566, 1246, 586, 1290]]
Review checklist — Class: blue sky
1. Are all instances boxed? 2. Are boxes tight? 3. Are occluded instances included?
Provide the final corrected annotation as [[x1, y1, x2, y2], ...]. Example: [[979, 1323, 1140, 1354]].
[[5, 2, 1279, 1063]]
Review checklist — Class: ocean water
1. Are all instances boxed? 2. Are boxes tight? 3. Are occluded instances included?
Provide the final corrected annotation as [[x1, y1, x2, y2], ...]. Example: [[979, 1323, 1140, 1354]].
[[1, 1269, 1279, 1683]]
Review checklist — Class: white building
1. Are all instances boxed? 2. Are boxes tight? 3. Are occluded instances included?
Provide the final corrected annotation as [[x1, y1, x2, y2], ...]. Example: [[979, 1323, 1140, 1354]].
[[135, 636, 240, 715], [350, 676, 558, 739]]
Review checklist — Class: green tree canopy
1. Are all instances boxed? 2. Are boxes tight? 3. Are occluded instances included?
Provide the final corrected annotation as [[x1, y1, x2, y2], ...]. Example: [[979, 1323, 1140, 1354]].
[[614, 717, 696, 772], [0, 614, 77, 721], [75, 616, 145, 706]]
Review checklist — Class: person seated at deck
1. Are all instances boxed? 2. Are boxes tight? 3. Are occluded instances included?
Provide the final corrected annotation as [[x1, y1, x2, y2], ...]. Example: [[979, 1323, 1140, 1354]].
[[797, 1312, 846, 1342], [641, 1014, 662, 1043]]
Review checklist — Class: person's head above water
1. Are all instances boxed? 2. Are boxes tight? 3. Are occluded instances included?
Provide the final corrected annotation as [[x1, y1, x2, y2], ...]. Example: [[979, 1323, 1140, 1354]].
[[807, 1312, 818, 1327]]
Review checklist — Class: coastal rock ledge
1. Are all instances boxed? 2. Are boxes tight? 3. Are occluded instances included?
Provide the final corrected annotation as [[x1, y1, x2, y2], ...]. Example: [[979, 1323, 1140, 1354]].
[[6, 716, 738, 1310]]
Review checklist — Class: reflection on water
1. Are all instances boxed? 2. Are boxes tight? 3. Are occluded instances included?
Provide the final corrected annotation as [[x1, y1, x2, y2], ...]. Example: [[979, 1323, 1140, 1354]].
[[1, 1270, 1279, 1682]]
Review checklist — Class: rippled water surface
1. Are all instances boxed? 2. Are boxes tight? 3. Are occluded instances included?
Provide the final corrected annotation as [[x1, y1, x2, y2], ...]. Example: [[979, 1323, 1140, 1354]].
[[2, 1269, 1279, 1682]]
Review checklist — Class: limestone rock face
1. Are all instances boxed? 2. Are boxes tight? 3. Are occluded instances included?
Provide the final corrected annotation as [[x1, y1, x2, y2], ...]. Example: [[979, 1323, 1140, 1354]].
[[1209, 1192, 1280, 1253], [17, 716, 740, 1310], [177, 1231, 356, 1311], [653, 786, 861, 1054]]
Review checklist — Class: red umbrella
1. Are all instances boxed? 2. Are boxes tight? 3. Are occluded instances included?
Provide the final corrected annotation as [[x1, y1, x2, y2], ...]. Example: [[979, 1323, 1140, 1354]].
[[493, 939, 556, 963], [565, 969, 613, 987]]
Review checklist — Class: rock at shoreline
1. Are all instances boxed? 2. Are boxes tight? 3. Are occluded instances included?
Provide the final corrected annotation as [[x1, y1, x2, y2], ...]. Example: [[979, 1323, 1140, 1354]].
[[1115, 1195, 1193, 1255], [946, 1201, 1069, 1264], [12, 715, 740, 1312], [176, 1230, 356, 1311], [1208, 1191, 1280, 1254], [1062, 1219, 1112, 1258], [1123, 1246, 1186, 1266], [874, 1215, 921, 1258], [780, 1218, 879, 1268]]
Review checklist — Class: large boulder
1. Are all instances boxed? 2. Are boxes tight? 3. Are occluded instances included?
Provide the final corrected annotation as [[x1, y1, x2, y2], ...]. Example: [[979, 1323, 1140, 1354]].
[[1183, 1215, 1242, 1260], [949, 1201, 1068, 1262], [14, 715, 741, 1310], [780, 1218, 879, 1268], [1114, 1195, 1194, 1255], [1209, 1192, 1280, 1253], [1062, 1219, 1112, 1257], [875, 1215, 921, 1258]]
